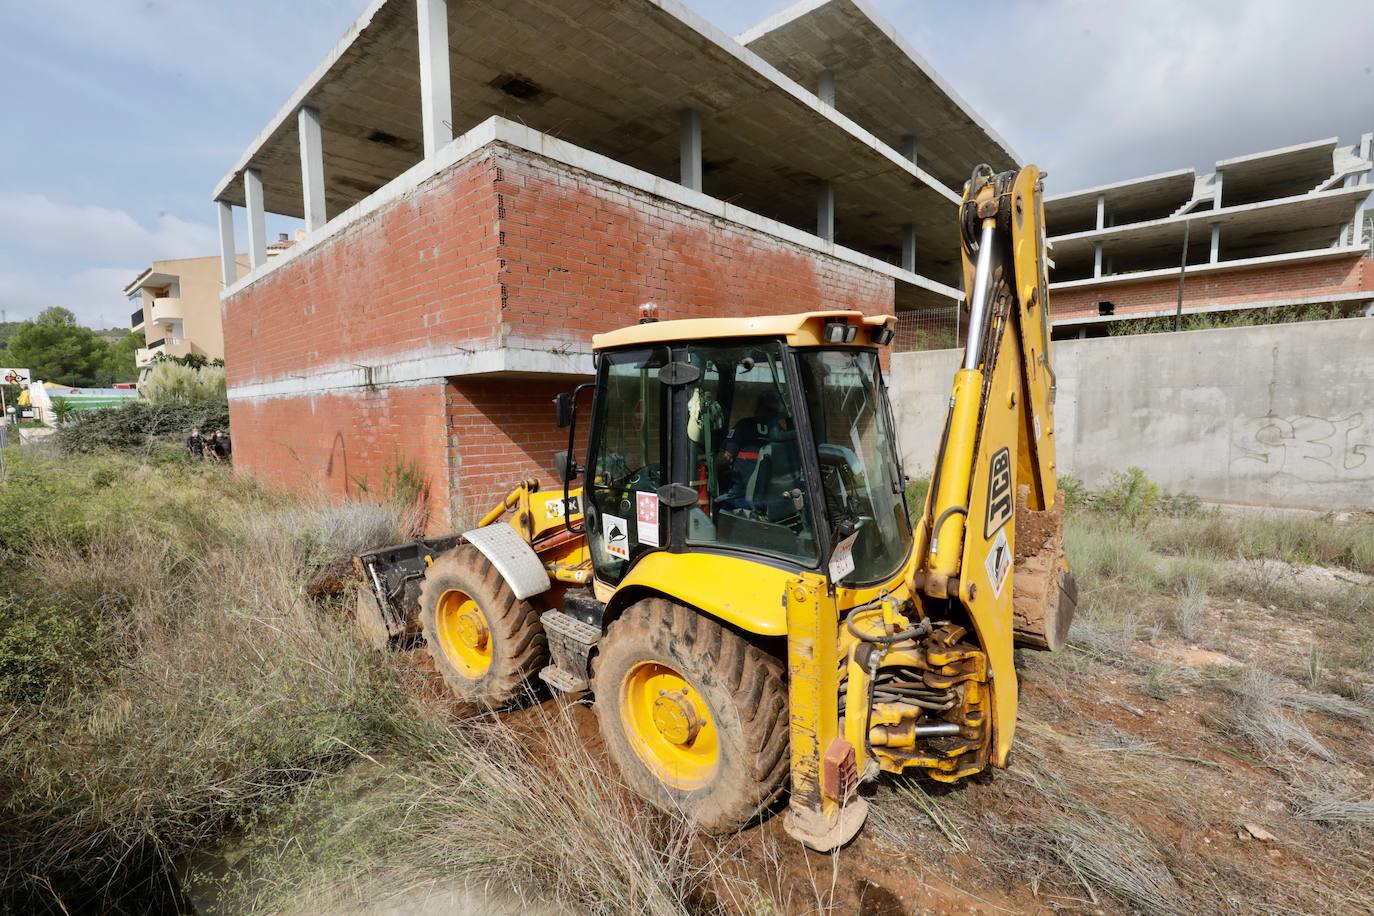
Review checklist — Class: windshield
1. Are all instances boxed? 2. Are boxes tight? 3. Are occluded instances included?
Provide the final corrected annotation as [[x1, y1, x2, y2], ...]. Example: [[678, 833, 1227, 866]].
[[795, 349, 912, 584]]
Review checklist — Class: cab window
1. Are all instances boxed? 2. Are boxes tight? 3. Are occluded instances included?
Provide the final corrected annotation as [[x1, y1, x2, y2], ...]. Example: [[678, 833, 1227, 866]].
[[585, 347, 669, 583], [683, 341, 817, 566]]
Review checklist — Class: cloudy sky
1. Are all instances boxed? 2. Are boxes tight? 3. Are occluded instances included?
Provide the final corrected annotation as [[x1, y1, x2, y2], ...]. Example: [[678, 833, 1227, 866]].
[[2, 0, 1372, 328]]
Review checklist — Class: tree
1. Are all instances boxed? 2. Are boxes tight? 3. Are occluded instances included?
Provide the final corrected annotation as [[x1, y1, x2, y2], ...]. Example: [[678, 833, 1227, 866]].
[[0, 308, 113, 388], [102, 331, 142, 384]]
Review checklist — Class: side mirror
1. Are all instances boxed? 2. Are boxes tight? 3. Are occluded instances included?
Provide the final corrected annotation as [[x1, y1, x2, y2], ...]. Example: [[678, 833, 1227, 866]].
[[555, 449, 581, 482], [553, 392, 575, 428]]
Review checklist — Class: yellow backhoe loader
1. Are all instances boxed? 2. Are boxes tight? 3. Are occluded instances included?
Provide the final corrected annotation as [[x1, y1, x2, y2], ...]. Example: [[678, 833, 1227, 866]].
[[355, 164, 1076, 850]]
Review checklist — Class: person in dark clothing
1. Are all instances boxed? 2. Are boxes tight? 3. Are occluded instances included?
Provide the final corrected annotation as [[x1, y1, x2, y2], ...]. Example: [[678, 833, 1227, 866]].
[[208, 429, 232, 462], [717, 390, 789, 510], [186, 428, 205, 459]]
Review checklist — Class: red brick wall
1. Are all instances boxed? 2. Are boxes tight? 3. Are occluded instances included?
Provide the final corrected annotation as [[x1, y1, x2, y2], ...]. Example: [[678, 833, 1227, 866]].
[[446, 377, 588, 519], [1051, 255, 1372, 320], [493, 146, 894, 338], [224, 140, 896, 526], [222, 153, 504, 390], [229, 383, 454, 529]]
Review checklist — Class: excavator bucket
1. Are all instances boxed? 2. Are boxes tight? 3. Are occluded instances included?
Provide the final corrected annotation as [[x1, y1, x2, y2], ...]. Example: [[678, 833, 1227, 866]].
[[1010, 487, 1077, 651]]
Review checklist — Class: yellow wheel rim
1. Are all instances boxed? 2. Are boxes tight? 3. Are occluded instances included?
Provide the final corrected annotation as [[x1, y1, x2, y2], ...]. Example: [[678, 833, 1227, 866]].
[[435, 589, 492, 678], [620, 661, 719, 790]]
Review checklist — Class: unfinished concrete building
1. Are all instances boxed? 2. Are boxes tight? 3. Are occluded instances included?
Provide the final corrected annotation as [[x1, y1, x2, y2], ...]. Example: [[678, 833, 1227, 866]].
[[211, 0, 1015, 527], [1045, 135, 1374, 335]]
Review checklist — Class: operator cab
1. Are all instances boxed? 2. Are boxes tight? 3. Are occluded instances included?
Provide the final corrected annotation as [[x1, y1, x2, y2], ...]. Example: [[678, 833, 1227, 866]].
[[559, 312, 911, 591]]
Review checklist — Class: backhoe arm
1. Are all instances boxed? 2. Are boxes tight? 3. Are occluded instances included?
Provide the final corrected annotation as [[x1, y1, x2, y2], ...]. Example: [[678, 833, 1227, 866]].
[[916, 164, 1072, 766]]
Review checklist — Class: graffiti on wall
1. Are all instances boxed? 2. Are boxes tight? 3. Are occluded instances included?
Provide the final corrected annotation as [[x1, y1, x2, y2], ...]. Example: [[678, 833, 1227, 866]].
[[1230, 413, 1373, 482]]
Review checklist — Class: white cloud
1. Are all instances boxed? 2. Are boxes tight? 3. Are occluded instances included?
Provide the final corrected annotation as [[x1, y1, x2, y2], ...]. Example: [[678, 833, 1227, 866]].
[[0, 193, 217, 265], [886, 0, 1374, 190], [0, 266, 140, 329], [0, 192, 218, 329]]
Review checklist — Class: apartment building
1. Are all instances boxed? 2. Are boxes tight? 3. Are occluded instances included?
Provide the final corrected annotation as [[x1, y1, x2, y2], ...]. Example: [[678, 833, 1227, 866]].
[[1044, 135, 1374, 335], [210, 0, 1017, 528], [125, 254, 249, 371]]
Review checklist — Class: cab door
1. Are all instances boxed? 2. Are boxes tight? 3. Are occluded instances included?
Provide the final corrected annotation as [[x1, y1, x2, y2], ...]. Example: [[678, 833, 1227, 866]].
[[583, 347, 671, 585]]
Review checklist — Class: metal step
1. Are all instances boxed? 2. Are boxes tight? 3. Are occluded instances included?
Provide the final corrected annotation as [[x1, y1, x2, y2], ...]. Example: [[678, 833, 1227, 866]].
[[539, 610, 600, 694], [539, 665, 587, 693]]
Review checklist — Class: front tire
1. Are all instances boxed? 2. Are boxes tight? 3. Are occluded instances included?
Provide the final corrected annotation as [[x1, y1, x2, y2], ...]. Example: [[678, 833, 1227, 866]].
[[419, 545, 547, 707], [592, 598, 788, 833]]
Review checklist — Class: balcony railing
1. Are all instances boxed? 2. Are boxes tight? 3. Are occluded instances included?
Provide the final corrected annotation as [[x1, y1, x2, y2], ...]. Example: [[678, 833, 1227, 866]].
[[149, 297, 184, 324]]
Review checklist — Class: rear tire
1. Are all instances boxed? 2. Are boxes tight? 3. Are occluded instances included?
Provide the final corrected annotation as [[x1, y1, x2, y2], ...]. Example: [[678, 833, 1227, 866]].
[[419, 545, 547, 707], [592, 597, 788, 833]]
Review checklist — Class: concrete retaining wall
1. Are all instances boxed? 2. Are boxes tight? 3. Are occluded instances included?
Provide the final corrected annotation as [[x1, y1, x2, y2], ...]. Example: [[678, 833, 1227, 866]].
[[890, 318, 1374, 511]]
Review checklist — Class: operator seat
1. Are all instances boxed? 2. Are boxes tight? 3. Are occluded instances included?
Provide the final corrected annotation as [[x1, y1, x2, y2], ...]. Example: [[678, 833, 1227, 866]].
[[745, 432, 803, 521]]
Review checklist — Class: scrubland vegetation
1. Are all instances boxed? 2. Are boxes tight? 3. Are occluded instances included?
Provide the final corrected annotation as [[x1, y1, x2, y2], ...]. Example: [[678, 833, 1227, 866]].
[[2, 442, 1370, 914]]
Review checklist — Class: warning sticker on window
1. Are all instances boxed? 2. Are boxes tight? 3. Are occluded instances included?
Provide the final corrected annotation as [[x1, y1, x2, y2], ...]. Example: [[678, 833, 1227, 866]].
[[603, 513, 630, 560], [984, 527, 1011, 600], [828, 530, 858, 582], [635, 491, 659, 548]]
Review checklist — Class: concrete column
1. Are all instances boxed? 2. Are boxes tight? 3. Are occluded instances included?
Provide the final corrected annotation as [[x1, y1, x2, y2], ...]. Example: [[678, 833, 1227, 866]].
[[900, 134, 918, 169], [244, 168, 267, 269], [1093, 241, 1103, 278], [216, 200, 237, 287], [416, 0, 453, 157], [679, 108, 702, 192], [817, 180, 834, 242], [298, 106, 327, 232], [1213, 170, 1224, 209], [817, 70, 835, 106], [1095, 193, 1105, 230], [1209, 222, 1221, 263], [900, 136, 917, 271]]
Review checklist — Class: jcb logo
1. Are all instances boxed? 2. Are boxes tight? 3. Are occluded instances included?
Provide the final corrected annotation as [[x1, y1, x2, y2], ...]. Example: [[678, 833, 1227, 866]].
[[985, 448, 1013, 539]]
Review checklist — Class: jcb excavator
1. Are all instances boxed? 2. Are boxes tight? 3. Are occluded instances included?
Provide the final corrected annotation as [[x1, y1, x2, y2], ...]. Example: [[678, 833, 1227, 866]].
[[355, 164, 1076, 850]]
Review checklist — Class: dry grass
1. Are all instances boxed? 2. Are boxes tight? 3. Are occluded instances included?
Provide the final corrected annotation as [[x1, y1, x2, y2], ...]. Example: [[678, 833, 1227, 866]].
[[0, 451, 418, 913], [207, 700, 792, 916]]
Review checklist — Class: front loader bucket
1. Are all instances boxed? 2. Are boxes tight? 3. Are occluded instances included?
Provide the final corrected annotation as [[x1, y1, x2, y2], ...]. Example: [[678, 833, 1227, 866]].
[[1011, 487, 1077, 651]]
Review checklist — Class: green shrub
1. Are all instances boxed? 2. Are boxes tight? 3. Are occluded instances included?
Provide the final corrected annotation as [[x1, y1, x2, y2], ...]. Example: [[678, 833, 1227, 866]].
[[52, 398, 229, 455], [0, 592, 103, 704], [1058, 474, 1089, 508], [1095, 467, 1160, 525]]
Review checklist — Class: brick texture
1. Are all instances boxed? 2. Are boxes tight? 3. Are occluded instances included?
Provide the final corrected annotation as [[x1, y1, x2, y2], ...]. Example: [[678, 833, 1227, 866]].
[[229, 383, 454, 529], [225, 141, 896, 528], [1052, 254, 1374, 320]]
